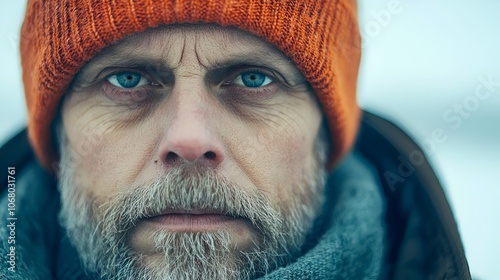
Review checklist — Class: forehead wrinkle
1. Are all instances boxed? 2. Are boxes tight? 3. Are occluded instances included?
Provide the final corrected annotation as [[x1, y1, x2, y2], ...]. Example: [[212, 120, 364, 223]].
[[78, 24, 306, 83], [192, 35, 302, 79], [85, 30, 182, 71]]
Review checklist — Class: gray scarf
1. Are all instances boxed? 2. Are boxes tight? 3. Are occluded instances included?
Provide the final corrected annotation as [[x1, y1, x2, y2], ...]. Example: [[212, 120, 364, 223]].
[[260, 152, 387, 280]]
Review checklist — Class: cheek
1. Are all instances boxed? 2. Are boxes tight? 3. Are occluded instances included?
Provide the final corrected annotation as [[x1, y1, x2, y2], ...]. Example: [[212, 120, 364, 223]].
[[281, 134, 309, 170], [256, 115, 321, 207], [240, 129, 314, 200], [270, 133, 312, 187], [267, 133, 320, 213], [65, 120, 157, 198], [67, 130, 118, 196]]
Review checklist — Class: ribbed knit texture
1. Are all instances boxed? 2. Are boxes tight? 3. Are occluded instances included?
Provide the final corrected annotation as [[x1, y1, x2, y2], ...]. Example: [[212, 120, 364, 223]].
[[20, 0, 361, 170]]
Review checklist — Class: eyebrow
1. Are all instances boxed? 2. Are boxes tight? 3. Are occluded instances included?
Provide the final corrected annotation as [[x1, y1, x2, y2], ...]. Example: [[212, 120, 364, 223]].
[[78, 43, 306, 85], [210, 54, 299, 74]]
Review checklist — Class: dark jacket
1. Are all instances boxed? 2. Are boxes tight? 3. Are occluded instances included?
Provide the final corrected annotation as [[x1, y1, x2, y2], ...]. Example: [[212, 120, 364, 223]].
[[0, 112, 471, 279]]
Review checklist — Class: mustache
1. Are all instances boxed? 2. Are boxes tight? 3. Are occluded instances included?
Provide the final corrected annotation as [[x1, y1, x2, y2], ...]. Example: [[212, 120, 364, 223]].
[[98, 165, 282, 235]]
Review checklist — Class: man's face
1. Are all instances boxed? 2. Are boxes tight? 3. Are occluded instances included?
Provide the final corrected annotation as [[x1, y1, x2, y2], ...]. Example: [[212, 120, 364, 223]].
[[58, 24, 327, 279]]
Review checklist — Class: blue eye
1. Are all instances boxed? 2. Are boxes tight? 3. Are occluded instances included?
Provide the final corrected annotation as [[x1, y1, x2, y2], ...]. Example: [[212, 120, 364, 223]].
[[235, 72, 273, 88], [107, 72, 149, 88]]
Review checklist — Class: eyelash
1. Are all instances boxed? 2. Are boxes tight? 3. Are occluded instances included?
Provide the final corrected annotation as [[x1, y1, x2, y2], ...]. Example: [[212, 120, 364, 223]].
[[101, 70, 161, 103], [101, 67, 280, 104], [222, 68, 279, 97]]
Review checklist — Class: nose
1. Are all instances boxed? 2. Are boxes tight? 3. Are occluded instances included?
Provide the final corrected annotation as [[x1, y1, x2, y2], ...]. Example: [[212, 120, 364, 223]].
[[157, 95, 224, 169]]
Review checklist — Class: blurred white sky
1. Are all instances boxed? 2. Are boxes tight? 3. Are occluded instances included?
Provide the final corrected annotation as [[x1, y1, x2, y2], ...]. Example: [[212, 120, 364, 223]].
[[1, 1, 499, 279], [357, 2, 500, 279]]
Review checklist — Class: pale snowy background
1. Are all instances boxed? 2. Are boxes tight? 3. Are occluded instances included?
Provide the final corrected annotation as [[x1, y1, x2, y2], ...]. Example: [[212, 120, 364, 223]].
[[1, 1, 498, 279]]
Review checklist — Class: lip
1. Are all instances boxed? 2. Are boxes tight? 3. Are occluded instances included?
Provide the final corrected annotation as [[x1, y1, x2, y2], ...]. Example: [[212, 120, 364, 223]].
[[143, 209, 245, 232], [150, 208, 231, 216]]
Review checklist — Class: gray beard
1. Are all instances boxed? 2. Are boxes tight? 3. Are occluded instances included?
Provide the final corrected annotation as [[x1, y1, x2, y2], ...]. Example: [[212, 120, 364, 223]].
[[57, 130, 327, 280]]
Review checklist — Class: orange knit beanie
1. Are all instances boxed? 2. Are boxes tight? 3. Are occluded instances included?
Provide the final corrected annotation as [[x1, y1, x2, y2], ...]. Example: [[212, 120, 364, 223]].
[[20, 0, 361, 170]]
